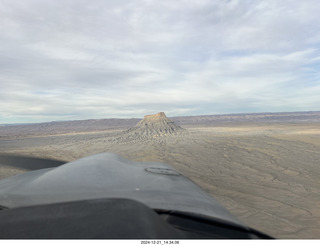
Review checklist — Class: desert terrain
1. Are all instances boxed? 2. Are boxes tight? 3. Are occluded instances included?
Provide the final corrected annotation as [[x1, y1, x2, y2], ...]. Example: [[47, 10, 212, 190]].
[[1, 111, 320, 239]]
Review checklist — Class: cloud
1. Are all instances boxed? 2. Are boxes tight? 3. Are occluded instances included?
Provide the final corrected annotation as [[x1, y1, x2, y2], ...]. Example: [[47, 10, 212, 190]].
[[1, 0, 320, 123]]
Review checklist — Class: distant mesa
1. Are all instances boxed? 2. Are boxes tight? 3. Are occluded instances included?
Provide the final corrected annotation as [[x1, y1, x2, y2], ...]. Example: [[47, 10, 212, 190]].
[[142, 112, 169, 122], [135, 112, 184, 134], [121, 112, 186, 140]]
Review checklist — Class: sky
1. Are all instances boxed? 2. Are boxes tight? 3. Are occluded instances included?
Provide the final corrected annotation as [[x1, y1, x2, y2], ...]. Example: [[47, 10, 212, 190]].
[[1, 0, 320, 123]]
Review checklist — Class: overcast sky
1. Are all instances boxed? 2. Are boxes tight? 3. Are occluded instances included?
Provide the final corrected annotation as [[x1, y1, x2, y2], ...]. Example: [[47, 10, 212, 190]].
[[1, 0, 320, 123]]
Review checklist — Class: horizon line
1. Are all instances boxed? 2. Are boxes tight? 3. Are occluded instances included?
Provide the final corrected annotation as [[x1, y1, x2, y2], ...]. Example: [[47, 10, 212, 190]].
[[2, 110, 320, 126]]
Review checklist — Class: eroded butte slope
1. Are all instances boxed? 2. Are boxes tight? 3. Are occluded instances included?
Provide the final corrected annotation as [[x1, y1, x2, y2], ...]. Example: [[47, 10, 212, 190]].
[[117, 112, 187, 141]]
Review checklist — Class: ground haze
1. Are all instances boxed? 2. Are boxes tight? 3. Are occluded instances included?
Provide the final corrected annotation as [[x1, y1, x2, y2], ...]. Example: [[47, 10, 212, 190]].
[[1, 111, 320, 239]]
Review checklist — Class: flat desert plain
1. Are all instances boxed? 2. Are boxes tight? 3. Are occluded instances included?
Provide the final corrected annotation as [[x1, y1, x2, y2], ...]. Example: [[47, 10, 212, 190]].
[[0, 114, 320, 239]]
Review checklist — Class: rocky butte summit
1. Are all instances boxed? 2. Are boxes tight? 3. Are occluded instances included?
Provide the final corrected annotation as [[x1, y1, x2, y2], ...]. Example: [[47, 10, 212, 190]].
[[121, 112, 186, 140]]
